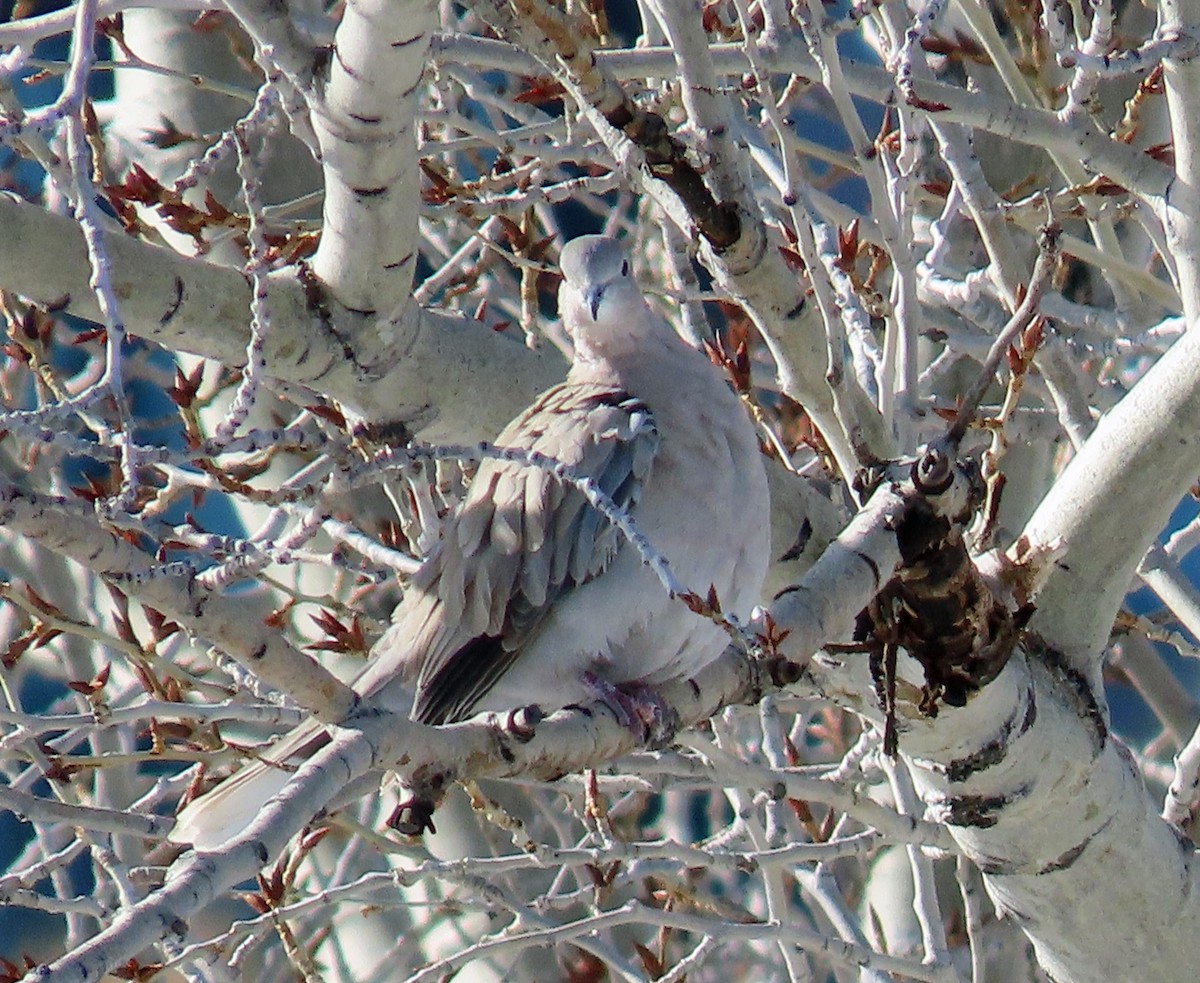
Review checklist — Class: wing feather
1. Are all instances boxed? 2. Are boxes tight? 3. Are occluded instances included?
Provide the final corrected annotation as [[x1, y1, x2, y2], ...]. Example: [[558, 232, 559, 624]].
[[406, 383, 659, 724]]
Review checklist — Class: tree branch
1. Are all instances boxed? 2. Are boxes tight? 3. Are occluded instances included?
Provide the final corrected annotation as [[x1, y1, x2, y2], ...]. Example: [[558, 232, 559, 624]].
[[1020, 325, 1200, 674], [0, 193, 563, 438], [307, 0, 434, 315], [0, 477, 359, 724]]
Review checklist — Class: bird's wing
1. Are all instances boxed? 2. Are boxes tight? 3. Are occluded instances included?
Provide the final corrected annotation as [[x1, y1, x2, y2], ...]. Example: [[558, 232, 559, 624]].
[[359, 381, 659, 725]]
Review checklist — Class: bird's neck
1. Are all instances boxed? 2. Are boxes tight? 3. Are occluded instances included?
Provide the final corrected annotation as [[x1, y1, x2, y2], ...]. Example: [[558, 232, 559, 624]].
[[570, 334, 642, 365], [568, 326, 698, 388]]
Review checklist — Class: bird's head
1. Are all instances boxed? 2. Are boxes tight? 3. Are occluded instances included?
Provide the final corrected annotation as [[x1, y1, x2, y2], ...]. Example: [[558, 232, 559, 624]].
[[558, 235, 654, 360]]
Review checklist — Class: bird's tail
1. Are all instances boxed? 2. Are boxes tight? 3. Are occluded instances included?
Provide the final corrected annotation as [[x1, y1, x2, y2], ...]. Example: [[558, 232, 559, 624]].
[[170, 720, 325, 850]]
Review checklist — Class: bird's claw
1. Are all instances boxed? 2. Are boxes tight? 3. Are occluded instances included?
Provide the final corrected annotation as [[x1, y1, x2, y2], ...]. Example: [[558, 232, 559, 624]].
[[581, 671, 678, 747]]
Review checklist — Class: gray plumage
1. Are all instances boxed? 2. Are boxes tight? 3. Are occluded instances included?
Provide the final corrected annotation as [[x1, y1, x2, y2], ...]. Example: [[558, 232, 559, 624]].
[[171, 235, 769, 848]]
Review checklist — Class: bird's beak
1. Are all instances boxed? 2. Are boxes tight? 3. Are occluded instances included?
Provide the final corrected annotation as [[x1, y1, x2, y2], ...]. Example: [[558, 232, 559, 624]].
[[585, 285, 603, 320]]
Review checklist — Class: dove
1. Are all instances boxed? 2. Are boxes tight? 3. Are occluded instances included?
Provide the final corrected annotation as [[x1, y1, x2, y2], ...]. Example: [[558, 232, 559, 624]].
[[170, 234, 770, 848]]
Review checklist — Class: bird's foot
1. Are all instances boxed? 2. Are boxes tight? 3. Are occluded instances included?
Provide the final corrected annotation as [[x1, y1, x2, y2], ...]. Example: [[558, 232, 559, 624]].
[[579, 672, 678, 747], [388, 796, 437, 836]]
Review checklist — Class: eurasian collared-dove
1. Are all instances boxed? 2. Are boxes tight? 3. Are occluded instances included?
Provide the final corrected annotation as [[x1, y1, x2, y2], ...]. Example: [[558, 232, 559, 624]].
[[170, 235, 769, 848]]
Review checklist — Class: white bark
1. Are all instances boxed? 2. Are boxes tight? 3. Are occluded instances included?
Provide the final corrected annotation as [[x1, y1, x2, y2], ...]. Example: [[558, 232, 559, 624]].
[[0, 193, 562, 438], [306, 0, 433, 315]]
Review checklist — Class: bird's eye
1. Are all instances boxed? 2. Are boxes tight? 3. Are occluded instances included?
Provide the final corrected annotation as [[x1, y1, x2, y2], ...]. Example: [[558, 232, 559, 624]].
[[621, 260, 630, 276]]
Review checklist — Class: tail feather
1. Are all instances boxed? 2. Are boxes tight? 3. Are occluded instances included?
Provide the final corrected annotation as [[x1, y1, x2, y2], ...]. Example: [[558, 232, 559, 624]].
[[170, 721, 325, 850]]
